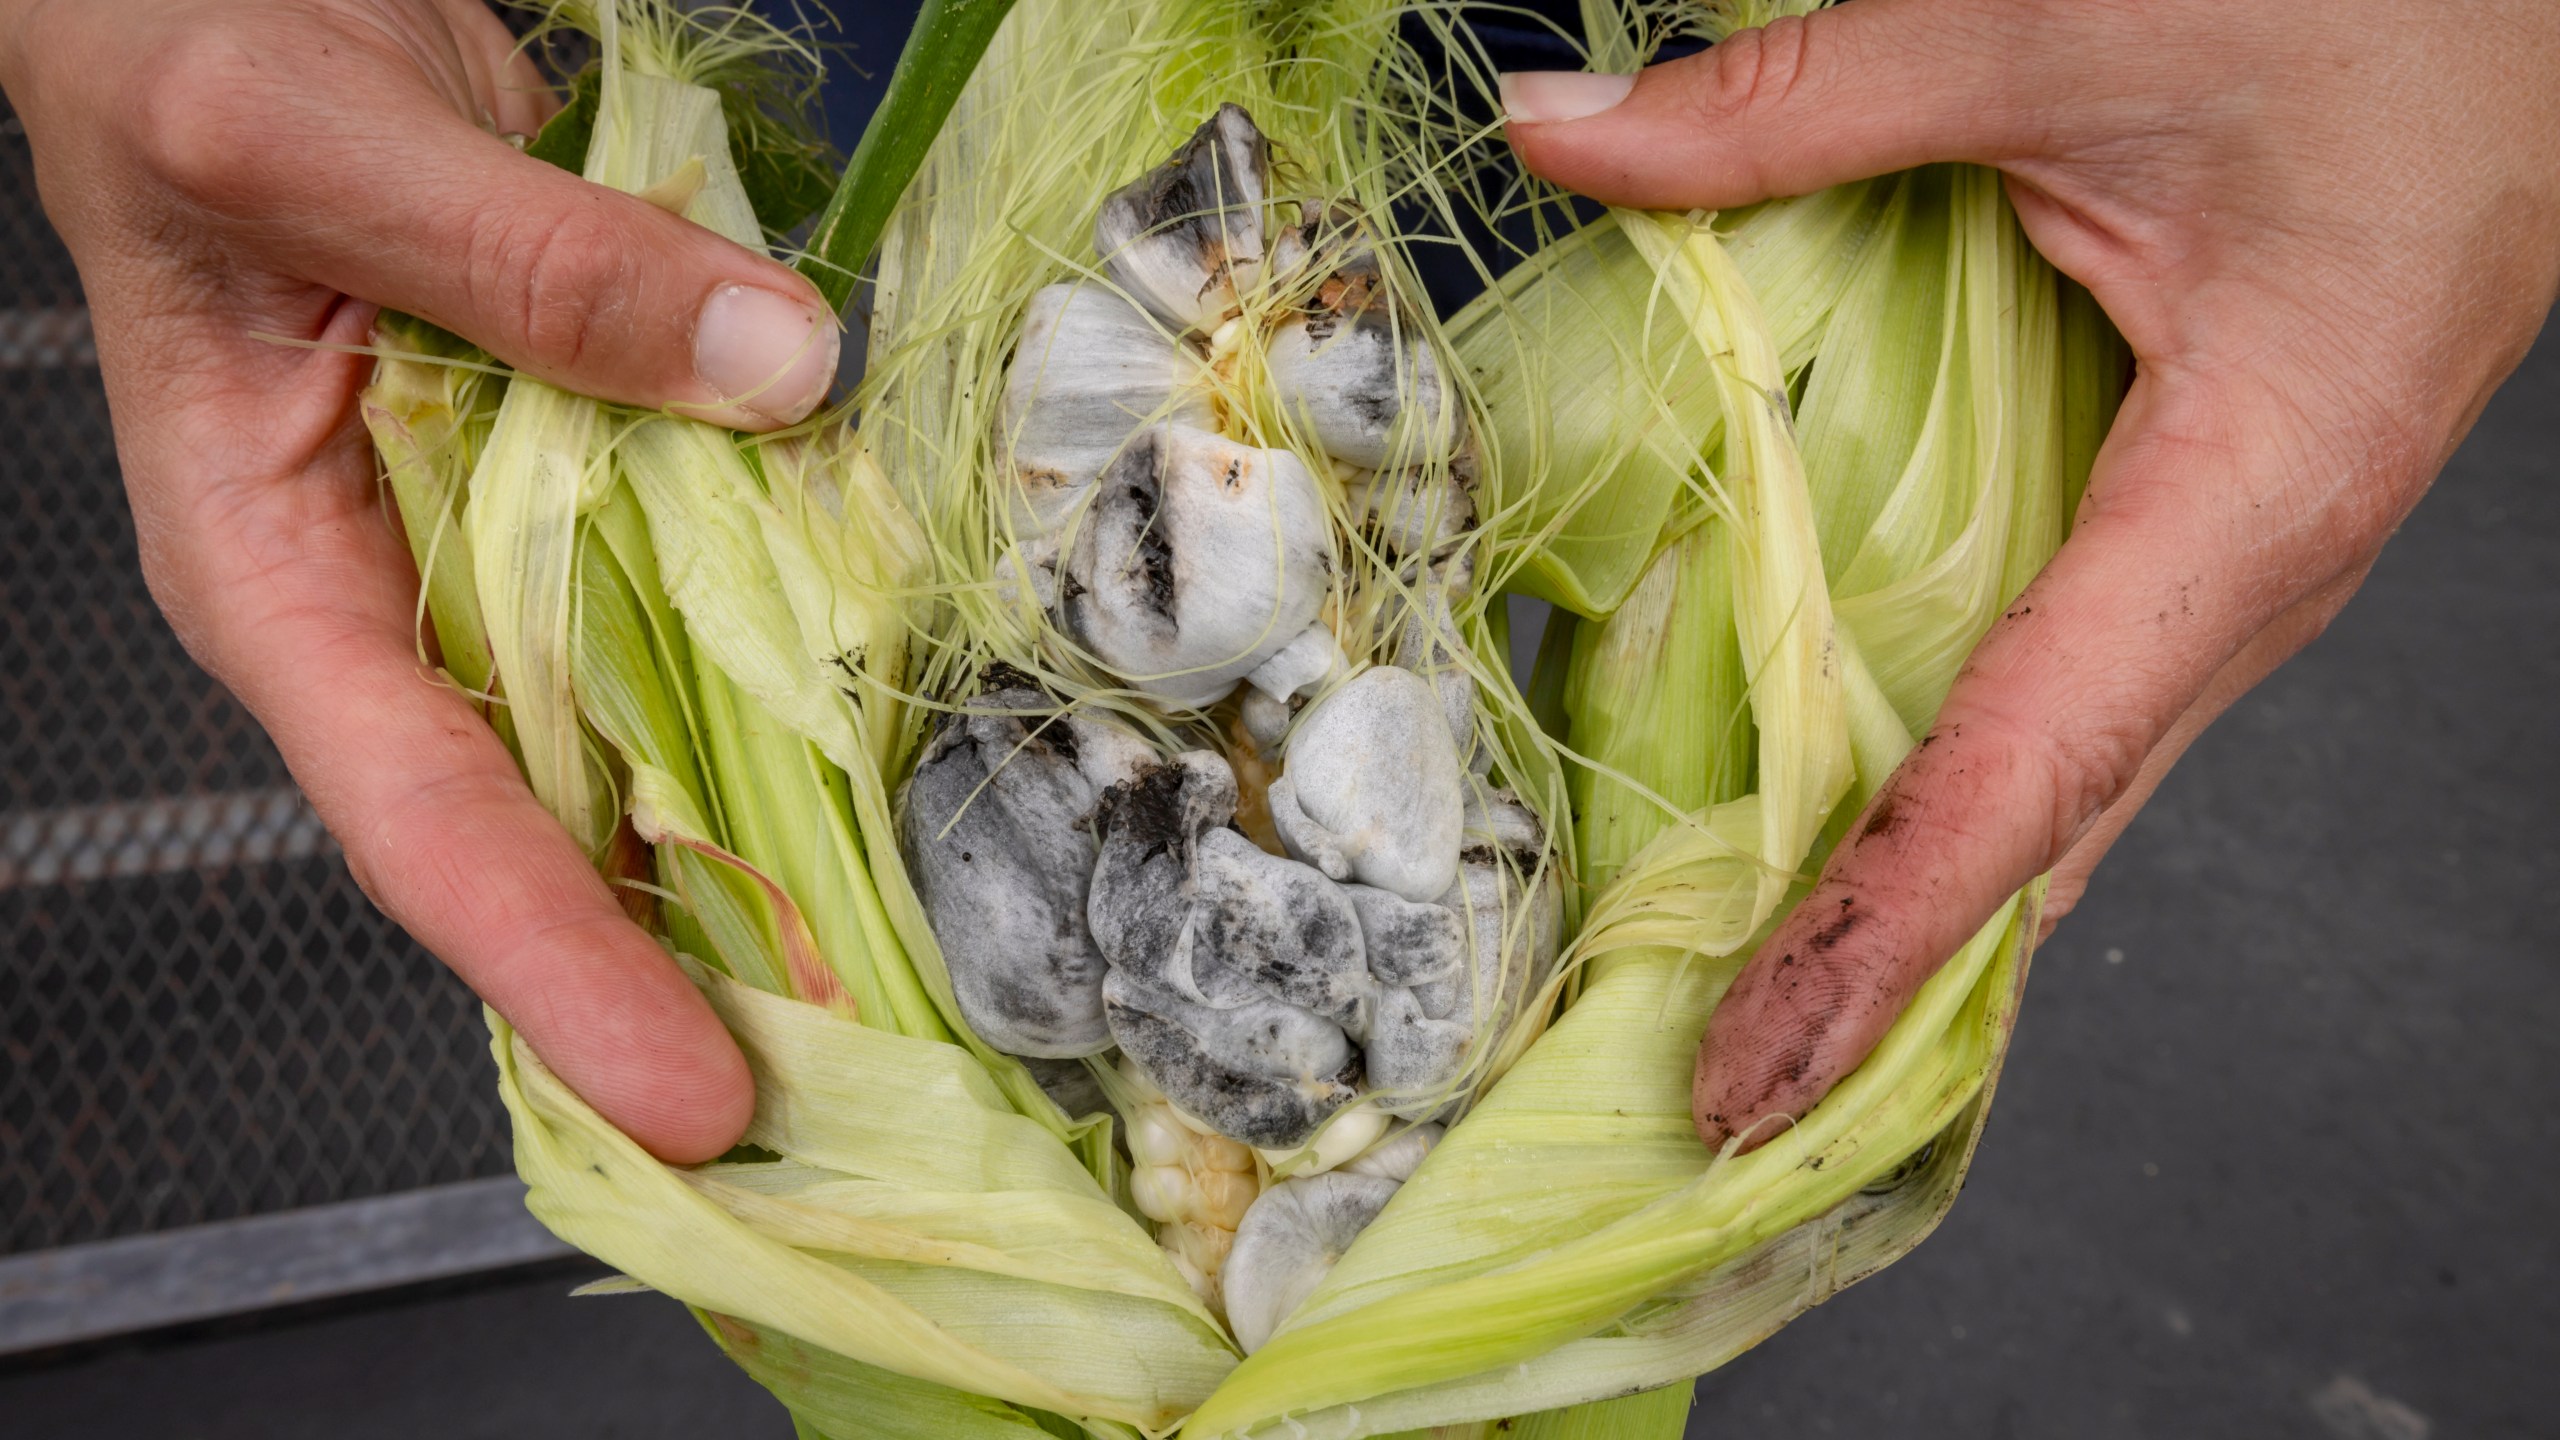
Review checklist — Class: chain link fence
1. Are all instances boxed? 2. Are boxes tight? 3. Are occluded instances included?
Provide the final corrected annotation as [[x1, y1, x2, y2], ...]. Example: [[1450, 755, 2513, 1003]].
[[0, 100, 512, 1261]]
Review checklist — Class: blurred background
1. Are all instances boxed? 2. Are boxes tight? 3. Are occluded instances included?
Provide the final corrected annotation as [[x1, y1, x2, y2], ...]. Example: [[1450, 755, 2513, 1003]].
[[2, 5, 2552, 1438]]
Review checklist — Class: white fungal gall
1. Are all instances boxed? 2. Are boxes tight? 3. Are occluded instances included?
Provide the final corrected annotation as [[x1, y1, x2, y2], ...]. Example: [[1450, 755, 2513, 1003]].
[[997, 284, 1212, 565], [1424, 788, 1564, 1050], [1190, 827, 1371, 1027], [1236, 625, 1344, 753], [1244, 623, 1346, 706], [1085, 751, 1245, 1007], [1355, 936, 1473, 1104], [1062, 424, 1331, 709], [1093, 104, 1269, 333], [1346, 467, 1475, 559], [1262, 205, 1463, 472], [1265, 309, 1460, 471], [1459, 783, 1549, 860], [1224, 1171, 1403, 1353], [896, 684, 1153, 1058], [1390, 577, 1484, 769], [1103, 973, 1362, 1149], [1267, 666, 1465, 904], [1089, 752, 1367, 1148], [1340, 884, 1465, 990], [1360, 787, 1562, 1112], [1362, 984, 1475, 1099], [1238, 685, 1295, 750]]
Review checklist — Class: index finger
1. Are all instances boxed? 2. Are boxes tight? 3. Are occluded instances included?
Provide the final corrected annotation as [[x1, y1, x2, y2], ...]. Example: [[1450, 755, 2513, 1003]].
[[1693, 368, 2384, 1150]]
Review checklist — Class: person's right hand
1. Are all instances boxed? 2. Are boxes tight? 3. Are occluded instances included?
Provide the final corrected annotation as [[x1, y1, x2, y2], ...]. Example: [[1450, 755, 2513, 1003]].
[[0, 0, 842, 1161]]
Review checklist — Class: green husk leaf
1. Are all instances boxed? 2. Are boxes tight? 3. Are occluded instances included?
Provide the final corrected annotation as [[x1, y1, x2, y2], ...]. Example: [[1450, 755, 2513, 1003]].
[[1506, 1383, 1694, 1440], [361, 318, 503, 700], [1617, 208, 1853, 929], [798, 0, 1022, 312], [1562, 521, 1753, 896], [701, 1308, 1067, 1440], [465, 377, 611, 851], [496, 960, 1236, 1430], [525, 66, 601, 173], [1181, 894, 2030, 1438], [1454, 184, 1885, 621]]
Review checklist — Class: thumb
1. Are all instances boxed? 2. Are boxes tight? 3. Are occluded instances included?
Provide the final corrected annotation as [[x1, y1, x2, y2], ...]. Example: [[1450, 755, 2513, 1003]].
[[166, 64, 838, 430], [1691, 371, 2350, 1150], [1499, 0, 2027, 210]]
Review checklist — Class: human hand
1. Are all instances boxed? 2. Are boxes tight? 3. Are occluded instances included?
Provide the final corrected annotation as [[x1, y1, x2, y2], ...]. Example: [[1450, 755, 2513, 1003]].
[[1499, 0, 2560, 1150], [0, 0, 843, 1161]]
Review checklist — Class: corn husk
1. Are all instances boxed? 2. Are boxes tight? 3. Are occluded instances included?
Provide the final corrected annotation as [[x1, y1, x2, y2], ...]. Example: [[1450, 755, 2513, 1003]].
[[360, 2, 2121, 1437]]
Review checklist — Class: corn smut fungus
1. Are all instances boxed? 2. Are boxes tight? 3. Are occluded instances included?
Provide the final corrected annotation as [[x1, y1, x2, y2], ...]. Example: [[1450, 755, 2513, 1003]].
[[361, 2, 2129, 1437]]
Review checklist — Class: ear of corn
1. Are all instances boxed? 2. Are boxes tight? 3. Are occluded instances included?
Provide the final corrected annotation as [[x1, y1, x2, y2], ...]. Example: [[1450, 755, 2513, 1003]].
[[362, 2, 2119, 1436]]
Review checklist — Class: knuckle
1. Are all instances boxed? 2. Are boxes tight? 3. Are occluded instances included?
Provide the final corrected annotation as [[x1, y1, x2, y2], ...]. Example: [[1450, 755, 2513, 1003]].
[[2016, 710, 2149, 865], [1922, 695, 2152, 877], [462, 196, 639, 375], [125, 24, 275, 207], [1692, 14, 1817, 130]]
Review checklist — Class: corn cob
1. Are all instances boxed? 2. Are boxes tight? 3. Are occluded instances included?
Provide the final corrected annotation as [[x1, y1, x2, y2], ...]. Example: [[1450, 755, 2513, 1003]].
[[356, 2, 2123, 1436]]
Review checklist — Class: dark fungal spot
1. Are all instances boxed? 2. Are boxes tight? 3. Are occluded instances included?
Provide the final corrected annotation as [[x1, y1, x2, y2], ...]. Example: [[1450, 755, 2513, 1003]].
[[1096, 760, 1203, 863], [898, 694, 1137, 1057], [1025, 708, 1080, 768], [1342, 313, 1406, 436], [1128, 482, 1178, 618], [977, 660, 1045, 695], [1102, 974, 1359, 1148]]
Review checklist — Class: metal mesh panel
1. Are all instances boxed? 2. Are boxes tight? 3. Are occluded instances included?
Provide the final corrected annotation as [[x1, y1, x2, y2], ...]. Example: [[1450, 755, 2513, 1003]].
[[0, 102, 511, 1258]]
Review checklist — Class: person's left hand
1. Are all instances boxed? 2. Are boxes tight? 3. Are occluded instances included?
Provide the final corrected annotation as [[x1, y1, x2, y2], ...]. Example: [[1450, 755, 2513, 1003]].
[[1499, 0, 2560, 1151]]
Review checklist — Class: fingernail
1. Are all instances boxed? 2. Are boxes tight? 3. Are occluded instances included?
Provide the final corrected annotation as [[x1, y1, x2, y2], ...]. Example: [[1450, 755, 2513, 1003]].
[[693, 283, 839, 426], [1498, 70, 1635, 124]]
